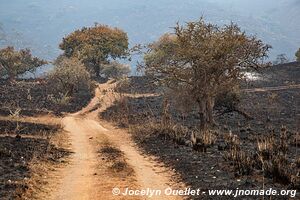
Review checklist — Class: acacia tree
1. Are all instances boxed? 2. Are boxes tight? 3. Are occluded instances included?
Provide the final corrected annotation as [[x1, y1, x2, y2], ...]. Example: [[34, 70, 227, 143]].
[[59, 24, 129, 77], [144, 19, 270, 130], [0, 46, 46, 81], [296, 48, 300, 62]]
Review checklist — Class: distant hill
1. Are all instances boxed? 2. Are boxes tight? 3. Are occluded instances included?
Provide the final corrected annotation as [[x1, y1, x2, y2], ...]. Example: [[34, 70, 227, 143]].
[[0, 0, 299, 72]]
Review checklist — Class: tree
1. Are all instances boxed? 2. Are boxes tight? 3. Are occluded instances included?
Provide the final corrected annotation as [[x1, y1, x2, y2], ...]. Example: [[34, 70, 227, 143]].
[[274, 54, 289, 65], [0, 46, 46, 81], [59, 24, 129, 77], [144, 19, 270, 130], [101, 61, 131, 79], [296, 48, 300, 62], [47, 57, 91, 96]]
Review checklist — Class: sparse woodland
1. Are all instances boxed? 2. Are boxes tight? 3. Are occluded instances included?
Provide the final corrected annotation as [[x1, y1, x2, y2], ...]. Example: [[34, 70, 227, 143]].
[[0, 18, 299, 199]]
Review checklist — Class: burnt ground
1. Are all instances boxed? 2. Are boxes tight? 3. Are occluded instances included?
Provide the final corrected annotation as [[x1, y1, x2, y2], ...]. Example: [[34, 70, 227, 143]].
[[0, 78, 91, 199], [245, 62, 300, 88], [0, 118, 71, 199], [0, 119, 60, 135], [0, 79, 94, 116], [101, 63, 300, 199]]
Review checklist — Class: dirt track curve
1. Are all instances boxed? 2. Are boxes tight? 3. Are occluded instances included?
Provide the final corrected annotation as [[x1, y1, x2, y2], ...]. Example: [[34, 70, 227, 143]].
[[50, 82, 184, 200]]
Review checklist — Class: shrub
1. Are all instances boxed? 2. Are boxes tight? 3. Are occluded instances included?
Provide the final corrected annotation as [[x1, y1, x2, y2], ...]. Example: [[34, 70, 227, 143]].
[[47, 57, 91, 97], [47, 93, 71, 106], [215, 89, 240, 111]]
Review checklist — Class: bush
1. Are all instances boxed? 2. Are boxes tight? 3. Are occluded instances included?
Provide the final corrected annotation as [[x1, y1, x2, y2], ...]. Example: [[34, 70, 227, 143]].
[[215, 89, 240, 111], [101, 61, 131, 79], [47, 57, 91, 98]]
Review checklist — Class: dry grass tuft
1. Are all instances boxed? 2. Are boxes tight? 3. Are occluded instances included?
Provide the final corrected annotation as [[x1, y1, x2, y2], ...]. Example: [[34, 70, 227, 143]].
[[223, 147, 253, 175], [257, 135, 276, 161], [254, 128, 298, 186], [223, 131, 240, 150]]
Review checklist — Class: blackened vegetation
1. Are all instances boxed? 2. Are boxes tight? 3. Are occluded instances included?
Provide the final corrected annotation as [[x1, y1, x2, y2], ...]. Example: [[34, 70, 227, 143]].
[[0, 119, 60, 135], [0, 123, 71, 199], [0, 79, 93, 116], [115, 76, 161, 94], [101, 95, 163, 128], [101, 63, 299, 199], [246, 62, 300, 88]]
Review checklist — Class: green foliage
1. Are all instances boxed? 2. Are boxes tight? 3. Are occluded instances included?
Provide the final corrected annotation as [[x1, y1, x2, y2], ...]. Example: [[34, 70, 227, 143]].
[[101, 61, 131, 79], [296, 48, 300, 62], [0, 46, 46, 81], [47, 57, 91, 97], [59, 24, 129, 77]]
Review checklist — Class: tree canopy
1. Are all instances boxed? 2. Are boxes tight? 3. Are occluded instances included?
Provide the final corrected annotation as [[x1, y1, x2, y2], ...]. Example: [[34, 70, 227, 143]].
[[144, 19, 271, 130], [47, 57, 91, 96], [59, 24, 129, 77], [0, 46, 46, 81]]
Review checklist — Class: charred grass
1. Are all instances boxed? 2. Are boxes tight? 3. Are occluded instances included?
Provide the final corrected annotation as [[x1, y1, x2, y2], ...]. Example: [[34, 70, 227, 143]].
[[0, 118, 71, 199], [0, 79, 94, 116], [99, 65, 299, 199], [0, 119, 60, 136]]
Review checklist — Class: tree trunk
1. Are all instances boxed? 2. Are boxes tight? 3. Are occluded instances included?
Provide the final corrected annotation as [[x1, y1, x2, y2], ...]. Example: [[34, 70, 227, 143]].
[[8, 72, 16, 83], [198, 96, 216, 130], [197, 99, 207, 130], [206, 96, 215, 125], [161, 97, 171, 126], [94, 65, 100, 77]]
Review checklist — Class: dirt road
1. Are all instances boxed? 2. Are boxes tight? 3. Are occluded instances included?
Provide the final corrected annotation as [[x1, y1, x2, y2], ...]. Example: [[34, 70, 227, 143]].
[[50, 83, 183, 200]]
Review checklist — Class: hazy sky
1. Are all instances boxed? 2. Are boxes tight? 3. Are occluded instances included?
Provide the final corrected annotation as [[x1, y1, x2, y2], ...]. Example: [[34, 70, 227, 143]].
[[0, 0, 299, 72]]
